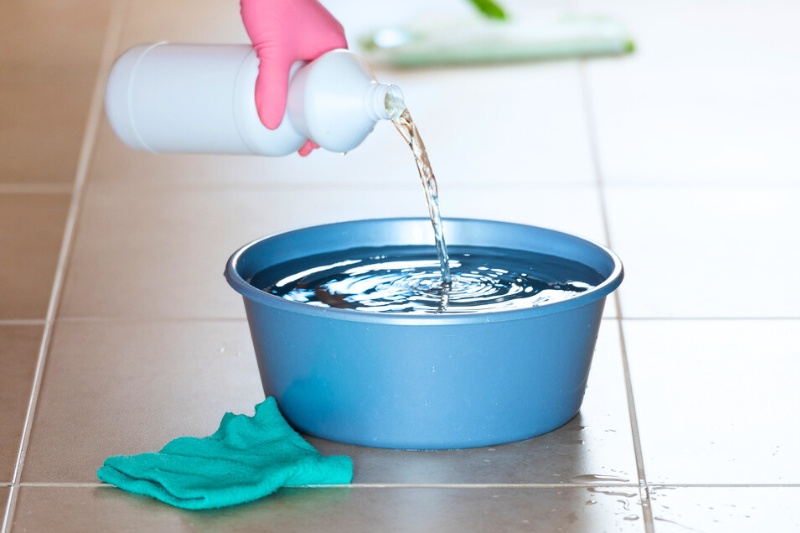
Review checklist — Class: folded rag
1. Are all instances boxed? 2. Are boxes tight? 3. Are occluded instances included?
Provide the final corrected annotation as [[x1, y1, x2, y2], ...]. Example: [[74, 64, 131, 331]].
[[97, 397, 353, 510]]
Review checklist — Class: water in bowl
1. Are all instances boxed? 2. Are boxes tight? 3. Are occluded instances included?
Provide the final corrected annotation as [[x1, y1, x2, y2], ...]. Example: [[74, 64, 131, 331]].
[[249, 245, 602, 315]]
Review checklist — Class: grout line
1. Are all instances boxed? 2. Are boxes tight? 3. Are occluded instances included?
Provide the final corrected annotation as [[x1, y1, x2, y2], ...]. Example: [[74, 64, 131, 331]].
[[54, 316, 249, 324], [577, 61, 654, 533], [0, 320, 46, 327], [11, 481, 800, 495], [648, 483, 800, 489], [297, 483, 640, 490], [1, 2, 126, 532], [17, 482, 641, 489], [579, 180, 800, 189], [40, 315, 800, 325], [15, 480, 800, 489], [49, 315, 800, 324], [16, 483, 109, 489], [610, 316, 800, 321], [0, 184, 74, 195], [14, 481, 800, 489]]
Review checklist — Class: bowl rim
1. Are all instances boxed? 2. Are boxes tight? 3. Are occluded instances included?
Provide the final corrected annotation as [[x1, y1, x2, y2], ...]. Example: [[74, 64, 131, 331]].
[[225, 217, 624, 325]]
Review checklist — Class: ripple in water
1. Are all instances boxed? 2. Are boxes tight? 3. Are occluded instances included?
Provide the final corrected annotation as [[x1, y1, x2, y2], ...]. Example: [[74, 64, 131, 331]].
[[250, 245, 602, 315]]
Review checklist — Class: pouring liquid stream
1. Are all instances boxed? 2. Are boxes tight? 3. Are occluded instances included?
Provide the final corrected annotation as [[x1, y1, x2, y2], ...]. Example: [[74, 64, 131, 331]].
[[391, 108, 452, 286]]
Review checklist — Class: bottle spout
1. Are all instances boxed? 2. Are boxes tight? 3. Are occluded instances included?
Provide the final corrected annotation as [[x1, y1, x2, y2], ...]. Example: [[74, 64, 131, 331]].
[[368, 83, 406, 121]]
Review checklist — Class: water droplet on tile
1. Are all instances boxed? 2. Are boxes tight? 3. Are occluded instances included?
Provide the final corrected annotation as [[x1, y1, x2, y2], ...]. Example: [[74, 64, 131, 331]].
[[654, 516, 695, 529], [571, 474, 630, 483], [587, 487, 638, 499]]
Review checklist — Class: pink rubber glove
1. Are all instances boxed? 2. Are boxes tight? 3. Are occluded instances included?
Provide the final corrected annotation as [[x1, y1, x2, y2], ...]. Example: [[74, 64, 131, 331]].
[[240, 0, 348, 156]]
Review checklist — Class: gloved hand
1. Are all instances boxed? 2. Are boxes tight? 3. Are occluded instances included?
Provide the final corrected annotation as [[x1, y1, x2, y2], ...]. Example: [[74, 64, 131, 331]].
[[240, 0, 348, 156]]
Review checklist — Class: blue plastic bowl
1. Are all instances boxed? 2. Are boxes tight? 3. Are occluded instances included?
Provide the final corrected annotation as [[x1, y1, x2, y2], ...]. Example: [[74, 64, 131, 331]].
[[226, 218, 623, 449]]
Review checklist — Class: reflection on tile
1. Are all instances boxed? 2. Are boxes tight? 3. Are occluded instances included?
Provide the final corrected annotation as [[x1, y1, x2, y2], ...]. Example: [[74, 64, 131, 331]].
[[60, 182, 606, 319], [605, 186, 800, 319], [0, 193, 70, 320], [0, 0, 112, 81], [625, 320, 800, 484], [650, 486, 800, 533], [584, 0, 800, 184], [312, 322, 637, 485], [0, 81, 94, 184], [22, 320, 263, 483], [0, 326, 41, 482], [14, 486, 647, 532]]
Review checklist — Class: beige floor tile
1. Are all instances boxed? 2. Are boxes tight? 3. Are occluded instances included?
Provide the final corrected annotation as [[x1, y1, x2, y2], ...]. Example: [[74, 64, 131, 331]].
[[60, 182, 607, 320], [116, 0, 248, 51], [311, 322, 638, 485], [0, 0, 113, 82], [375, 62, 597, 187], [345, 3, 596, 191], [0, 326, 42, 482], [625, 320, 800, 485], [0, 80, 95, 185], [583, 0, 800, 185], [22, 320, 263, 483], [589, 61, 800, 185], [23, 322, 632, 487], [13, 485, 647, 532], [0, 485, 8, 523], [650, 486, 800, 533], [605, 186, 800, 319], [0, 193, 70, 320]]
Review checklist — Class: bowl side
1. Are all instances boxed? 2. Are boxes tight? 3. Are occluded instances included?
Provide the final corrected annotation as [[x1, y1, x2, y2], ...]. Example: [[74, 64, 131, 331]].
[[227, 218, 622, 448], [243, 296, 605, 449]]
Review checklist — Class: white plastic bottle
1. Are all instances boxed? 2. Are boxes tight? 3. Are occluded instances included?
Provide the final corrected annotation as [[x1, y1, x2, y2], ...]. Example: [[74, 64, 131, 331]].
[[104, 43, 405, 156]]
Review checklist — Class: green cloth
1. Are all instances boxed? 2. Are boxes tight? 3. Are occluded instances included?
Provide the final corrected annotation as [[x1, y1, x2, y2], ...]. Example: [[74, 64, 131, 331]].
[[97, 397, 353, 509]]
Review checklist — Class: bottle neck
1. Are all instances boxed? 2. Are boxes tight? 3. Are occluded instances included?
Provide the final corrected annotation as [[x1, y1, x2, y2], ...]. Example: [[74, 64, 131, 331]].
[[366, 83, 406, 122]]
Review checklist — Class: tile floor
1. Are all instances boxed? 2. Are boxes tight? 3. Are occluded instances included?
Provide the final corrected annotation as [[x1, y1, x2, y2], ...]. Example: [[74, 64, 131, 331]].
[[2, 0, 799, 531]]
